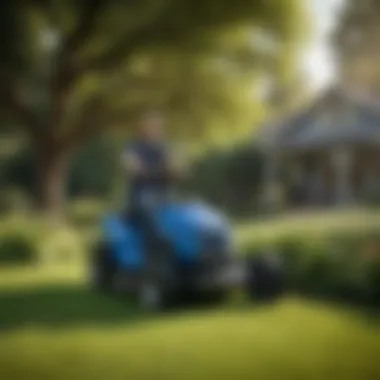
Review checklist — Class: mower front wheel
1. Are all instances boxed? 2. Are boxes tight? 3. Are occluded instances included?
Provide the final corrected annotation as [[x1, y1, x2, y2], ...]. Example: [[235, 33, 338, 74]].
[[137, 280, 168, 311], [90, 240, 117, 293], [137, 256, 179, 311]]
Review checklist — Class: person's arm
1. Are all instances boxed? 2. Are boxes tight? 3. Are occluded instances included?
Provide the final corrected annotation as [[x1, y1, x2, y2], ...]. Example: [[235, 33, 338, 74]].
[[121, 144, 146, 176], [165, 146, 188, 178]]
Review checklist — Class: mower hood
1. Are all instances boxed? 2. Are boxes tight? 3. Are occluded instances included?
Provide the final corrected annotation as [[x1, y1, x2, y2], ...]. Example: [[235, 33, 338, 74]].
[[153, 200, 232, 260]]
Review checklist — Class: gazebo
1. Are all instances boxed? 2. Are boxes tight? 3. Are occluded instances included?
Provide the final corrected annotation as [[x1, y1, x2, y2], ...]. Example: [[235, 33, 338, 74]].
[[257, 86, 380, 207]]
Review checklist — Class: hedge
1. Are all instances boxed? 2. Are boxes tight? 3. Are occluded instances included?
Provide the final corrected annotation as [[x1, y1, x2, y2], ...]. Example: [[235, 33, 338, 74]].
[[0, 211, 379, 307], [0, 217, 40, 266], [240, 229, 380, 308], [0, 216, 85, 266], [0, 232, 36, 265]]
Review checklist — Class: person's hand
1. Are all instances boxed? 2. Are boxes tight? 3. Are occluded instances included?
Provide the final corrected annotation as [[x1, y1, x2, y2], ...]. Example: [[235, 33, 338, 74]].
[[122, 153, 147, 176], [167, 159, 188, 179]]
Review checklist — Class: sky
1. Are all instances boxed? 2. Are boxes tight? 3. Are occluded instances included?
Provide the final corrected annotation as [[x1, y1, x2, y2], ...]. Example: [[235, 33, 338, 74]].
[[302, 0, 344, 92]]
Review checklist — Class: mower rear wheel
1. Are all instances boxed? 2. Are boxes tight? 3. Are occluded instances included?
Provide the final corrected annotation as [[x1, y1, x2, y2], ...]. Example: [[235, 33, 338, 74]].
[[246, 253, 285, 302]]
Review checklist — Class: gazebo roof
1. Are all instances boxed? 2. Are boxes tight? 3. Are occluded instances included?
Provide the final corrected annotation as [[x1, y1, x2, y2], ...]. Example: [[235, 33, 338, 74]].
[[257, 86, 380, 150]]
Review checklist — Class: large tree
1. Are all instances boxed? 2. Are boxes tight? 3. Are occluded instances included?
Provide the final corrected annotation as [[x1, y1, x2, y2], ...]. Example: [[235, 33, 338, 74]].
[[0, 0, 305, 217]]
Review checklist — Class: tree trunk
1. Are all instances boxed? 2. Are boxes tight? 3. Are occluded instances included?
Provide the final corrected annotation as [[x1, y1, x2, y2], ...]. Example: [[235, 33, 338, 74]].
[[35, 145, 71, 223]]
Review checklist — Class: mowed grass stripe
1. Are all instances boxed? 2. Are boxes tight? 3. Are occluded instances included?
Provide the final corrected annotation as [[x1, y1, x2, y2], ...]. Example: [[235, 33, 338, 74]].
[[0, 298, 379, 380]]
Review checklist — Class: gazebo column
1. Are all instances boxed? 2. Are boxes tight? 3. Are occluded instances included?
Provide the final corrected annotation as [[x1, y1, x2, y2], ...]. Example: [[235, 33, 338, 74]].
[[262, 149, 280, 209], [309, 162, 325, 205], [362, 151, 377, 197], [331, 147, 353, 205]]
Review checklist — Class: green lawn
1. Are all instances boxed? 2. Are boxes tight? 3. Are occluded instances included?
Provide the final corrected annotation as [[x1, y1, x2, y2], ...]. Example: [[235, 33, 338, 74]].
[[0, 265, 379, 380]]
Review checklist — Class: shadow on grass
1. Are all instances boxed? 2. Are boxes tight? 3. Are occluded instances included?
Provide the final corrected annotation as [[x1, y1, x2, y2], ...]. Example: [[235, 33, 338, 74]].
[[1, 283, 376, 332], [0, 284, 241, 331], [0, 284, 152, 331]]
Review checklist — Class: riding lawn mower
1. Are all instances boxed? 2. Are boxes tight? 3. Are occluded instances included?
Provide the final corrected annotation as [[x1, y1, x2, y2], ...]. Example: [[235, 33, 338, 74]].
[[90, 165, 285, 310]]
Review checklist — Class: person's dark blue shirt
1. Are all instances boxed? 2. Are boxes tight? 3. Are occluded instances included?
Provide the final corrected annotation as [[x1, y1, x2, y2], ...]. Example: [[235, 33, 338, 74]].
[[125, 138, 169, 200]]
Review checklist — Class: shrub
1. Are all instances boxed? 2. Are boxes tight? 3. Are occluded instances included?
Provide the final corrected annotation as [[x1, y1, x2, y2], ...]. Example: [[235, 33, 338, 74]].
[[242, 229, 380, 307], [0, 216, 86, 266], [38, 226, 85, 264], [0, 188, 31, 214], [0, 231, 36, 266], [363, 180, 380, 207], [364, 259, 380, 306]]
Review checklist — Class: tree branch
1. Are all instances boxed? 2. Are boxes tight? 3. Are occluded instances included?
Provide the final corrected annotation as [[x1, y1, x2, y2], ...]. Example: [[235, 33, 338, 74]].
[[60, 98, 135, 149], [83, 0, 176, 72], [51, 0, 105, 102], [46, 1, 105, 139], [0, 73, 42, 141], [60, 97, 108, 148], [61, 0, 105, 60]]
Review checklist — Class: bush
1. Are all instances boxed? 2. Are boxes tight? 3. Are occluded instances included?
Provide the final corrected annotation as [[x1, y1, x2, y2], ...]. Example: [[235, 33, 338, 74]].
[[363, 180, 380, 207], [364, 259, 380, 306], [0, 216, 86, 266], [242, 230, 380, 307], [0, 188, 31, 213], [0, 216, 43, 266], [38, 226, 85, 264], [0, 231, 36, 266]]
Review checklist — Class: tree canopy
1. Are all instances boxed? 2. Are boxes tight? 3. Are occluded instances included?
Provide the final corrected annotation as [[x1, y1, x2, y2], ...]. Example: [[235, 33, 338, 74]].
[[0, 0, 307, 215]]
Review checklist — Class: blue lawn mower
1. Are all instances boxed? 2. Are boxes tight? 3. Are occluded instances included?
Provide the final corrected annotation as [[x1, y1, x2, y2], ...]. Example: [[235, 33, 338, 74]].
[[90, 172, 285, 310]]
